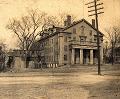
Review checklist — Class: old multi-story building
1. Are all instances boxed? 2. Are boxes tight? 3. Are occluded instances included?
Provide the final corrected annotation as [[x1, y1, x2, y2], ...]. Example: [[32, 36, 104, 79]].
[[37, 16, 104, 67]]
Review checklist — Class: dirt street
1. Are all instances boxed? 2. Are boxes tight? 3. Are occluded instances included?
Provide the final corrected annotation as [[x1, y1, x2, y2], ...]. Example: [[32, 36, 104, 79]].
[[0, 65, 119, 99]]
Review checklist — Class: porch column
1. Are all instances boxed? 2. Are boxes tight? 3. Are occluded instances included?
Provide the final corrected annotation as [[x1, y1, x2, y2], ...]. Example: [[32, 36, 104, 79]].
[[80, 49, 83, 64], [71, 48, 75, 64], [59, 35, 64, 66], [90, 49, 93, 64]]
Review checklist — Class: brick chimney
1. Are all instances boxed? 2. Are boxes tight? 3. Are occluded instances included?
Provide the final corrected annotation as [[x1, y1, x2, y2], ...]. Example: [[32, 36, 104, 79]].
[[64, 20, 68, 27], [92, 19, 96, 28], [64, 15, 71, 27], [67, 15, 71, 26]]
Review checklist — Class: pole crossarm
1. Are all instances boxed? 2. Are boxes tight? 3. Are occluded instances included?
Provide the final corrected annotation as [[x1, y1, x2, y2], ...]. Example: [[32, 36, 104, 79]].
[[85, 0, 100, 5], [88, 12, 104, 17], [88, 7, 104, 12], [88, 3, 103, 8], [96, 3, 103, 6]]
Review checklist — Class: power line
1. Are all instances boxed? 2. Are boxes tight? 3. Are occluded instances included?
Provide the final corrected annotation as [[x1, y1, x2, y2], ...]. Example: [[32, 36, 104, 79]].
[[83, 0, 85, 18]]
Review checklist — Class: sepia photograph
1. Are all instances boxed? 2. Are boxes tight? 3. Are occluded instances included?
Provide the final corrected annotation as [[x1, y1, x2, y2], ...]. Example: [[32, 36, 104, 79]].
[[0, 0, 120, 99]]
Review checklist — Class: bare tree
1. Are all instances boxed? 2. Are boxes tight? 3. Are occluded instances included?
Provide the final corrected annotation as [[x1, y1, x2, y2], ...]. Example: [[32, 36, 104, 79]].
[[105, 26, 120, 64], [6, 9, 77, 67], [41, 12, 77, 30], [6, 9, 49, 67], [6, 10, 47, 51]]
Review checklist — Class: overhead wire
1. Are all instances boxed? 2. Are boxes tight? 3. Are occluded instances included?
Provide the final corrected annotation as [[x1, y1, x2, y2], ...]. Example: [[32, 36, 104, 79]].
[[83, 0, 85, 18]]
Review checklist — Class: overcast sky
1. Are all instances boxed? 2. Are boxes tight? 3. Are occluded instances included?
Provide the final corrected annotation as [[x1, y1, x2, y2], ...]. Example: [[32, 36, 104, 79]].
[[0, 0, 120, 49]]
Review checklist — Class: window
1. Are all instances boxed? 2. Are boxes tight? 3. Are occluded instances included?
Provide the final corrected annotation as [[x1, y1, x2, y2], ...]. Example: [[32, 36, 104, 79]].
[[90, 38, 92, 43], [51, 47, 53, 52], [32, 51, 34, 54], [81, 26, 85, 34], [73, 28, 76, 33], [64, 55, 67, 61], [94, 39, 97, 42], [64, 36, 67, 42], [94, 36, 97, 42], [73, 37, 76, 41], [51, 56, 52, 62], [80, 36, 86, 42], [56, 41, 58, 45], [90, 30, 92, 36], [68, 36, 71, 39], [64, 45, 67, 51], [51, 39, 53, 44], [101, 38, 103, 42], [50, 56, 51, 62]]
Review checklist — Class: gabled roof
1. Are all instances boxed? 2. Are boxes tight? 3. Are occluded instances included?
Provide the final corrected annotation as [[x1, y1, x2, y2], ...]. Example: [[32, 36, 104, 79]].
[[63, 19, 104, 36], [38, 18, 104, 42]]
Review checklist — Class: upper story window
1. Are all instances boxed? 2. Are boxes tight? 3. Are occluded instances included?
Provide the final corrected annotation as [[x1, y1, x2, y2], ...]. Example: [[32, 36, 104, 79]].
[[64, 54, 67, 61], [32, 51, 34, 54], [68, 36, 71, 39], [51, 39, 53, 44], [90, 38, 92, 43], [19, 51, 21, 55], [64, 36, 67, 42], [94, 36, 97, 42], [73, 28, 76, 33], [101, 38, 103, 42], [64, 45, 67, 51], [56, 41, 58, 45], [90, 30, 92, 36], [80, 36, 86, 42], [80, 26, 85, 34], [68, 36, 71, 41], [73, 37, 76, 41]]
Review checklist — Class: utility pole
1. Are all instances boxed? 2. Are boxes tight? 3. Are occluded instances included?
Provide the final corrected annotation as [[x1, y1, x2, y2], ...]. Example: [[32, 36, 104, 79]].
[[85, 0, 104, 75]]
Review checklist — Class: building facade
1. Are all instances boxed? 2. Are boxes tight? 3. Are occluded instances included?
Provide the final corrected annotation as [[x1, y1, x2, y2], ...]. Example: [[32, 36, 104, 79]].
[[37, 17, 104, 67]]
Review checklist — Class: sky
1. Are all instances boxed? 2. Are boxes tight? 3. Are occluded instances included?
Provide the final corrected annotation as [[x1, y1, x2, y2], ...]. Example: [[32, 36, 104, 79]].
[[0, 0, 120, 49]]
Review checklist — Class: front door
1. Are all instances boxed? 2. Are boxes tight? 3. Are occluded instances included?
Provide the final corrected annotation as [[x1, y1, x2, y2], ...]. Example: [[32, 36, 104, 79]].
[[83, 49, 90, 64], [75, 49, 80, 64]]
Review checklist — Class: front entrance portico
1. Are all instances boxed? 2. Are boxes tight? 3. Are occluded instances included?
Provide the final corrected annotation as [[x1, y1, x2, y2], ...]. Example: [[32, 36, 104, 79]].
[[71, 48, 95, 65]]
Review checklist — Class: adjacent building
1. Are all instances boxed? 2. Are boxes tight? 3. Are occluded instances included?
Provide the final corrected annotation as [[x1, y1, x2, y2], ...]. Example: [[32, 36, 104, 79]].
[[37, 16, 104, 67]]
